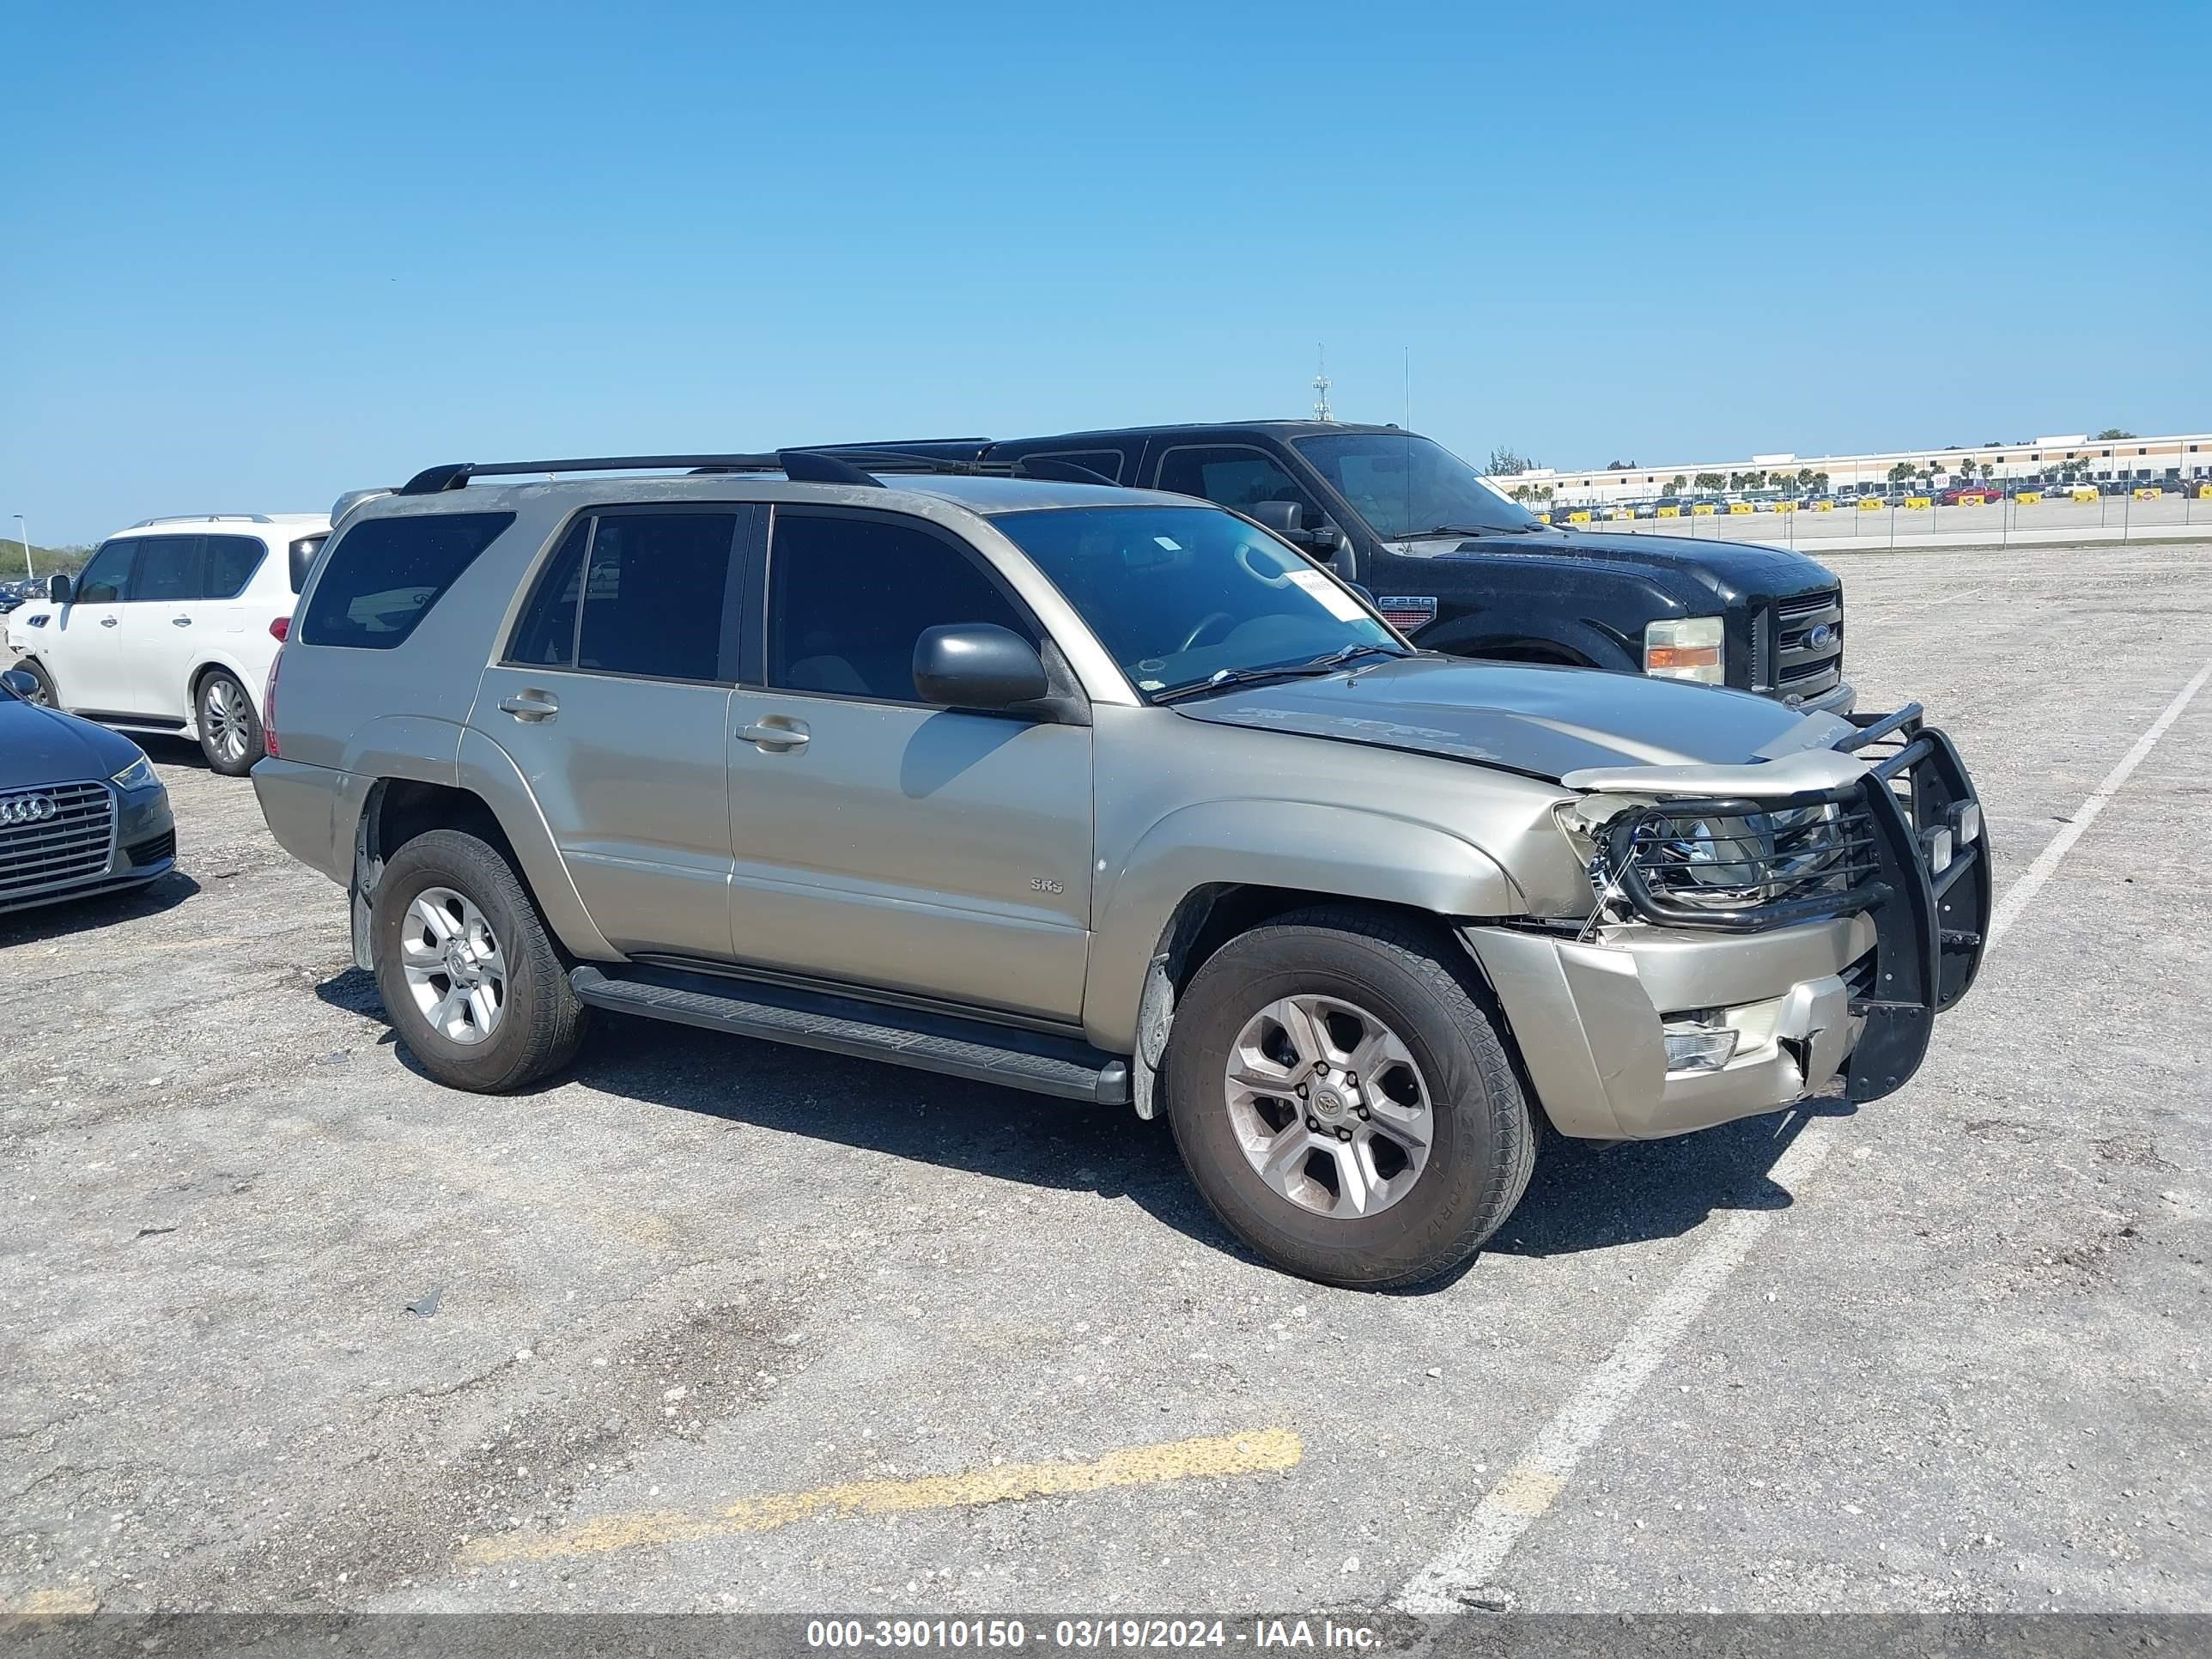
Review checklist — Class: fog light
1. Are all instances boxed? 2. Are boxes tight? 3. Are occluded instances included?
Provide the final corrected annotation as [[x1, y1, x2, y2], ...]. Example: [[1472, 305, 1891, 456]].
[[1662, 1012, 1741, 1074], [1952, 800, 1982, 845], [1924, 826, 1954, 872]]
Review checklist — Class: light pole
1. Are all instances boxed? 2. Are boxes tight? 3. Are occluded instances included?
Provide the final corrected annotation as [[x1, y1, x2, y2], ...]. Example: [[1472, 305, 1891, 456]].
[[11, 515, 29, 581]]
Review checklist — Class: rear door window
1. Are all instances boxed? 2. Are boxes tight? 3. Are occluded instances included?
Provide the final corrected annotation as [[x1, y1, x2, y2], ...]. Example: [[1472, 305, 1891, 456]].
[[131, 536, 204, 604], [300, 512, 514, 648], [504, 510, 741, 683]]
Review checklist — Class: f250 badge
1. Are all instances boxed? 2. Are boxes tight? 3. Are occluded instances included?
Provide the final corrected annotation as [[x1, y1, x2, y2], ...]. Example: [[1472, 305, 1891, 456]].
[[1375, 595, 1437, 631]]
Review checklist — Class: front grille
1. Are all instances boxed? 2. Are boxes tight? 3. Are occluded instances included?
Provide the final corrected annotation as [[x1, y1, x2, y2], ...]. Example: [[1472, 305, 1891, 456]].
[[0, 781, 116, 904], [125, 829, 176, 866], [1612, 796, 1879, 921], [1770, 587, 1843, 701]]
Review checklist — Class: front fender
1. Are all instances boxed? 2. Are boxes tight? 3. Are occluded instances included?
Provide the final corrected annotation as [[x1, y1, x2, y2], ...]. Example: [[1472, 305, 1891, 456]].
[[1082, 799, 1523, 1050]]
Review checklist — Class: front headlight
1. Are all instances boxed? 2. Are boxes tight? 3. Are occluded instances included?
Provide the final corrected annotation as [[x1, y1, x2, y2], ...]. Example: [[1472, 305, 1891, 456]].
[[1644, 615, 1725, 684], [110, 754, 159, 793]]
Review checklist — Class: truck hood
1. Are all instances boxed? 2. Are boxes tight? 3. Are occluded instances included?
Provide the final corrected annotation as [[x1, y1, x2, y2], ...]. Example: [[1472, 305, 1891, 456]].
[[1389, 528, 1834, 603], [1170, 655, 1854, 783], [0, 694, 143, 787]]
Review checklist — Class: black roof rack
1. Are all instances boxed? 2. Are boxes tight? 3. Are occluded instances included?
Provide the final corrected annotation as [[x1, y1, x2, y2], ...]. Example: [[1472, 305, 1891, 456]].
[[396, 445, 1119, 495]]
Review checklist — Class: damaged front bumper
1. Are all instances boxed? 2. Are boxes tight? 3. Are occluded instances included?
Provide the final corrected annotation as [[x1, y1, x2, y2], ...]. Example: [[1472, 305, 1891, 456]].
[[1466, 706, 1991, 1142]]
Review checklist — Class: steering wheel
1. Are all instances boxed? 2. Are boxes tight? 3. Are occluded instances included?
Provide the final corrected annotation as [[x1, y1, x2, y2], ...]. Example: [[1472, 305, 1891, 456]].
[[1179, 611, 1237, 653]]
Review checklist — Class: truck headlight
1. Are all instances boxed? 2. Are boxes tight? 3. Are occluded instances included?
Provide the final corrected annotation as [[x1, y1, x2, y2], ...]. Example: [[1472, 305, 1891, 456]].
[[1644, 616, 1725, 684]]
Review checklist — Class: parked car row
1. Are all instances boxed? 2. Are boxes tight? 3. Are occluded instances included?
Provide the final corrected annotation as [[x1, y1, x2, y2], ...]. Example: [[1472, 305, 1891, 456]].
[[1532, 473, 2209, 516], [5, 432, 1991, 1291]]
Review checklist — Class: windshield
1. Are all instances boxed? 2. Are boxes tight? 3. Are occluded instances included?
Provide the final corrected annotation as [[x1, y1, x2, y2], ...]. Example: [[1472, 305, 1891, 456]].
[[992, 505, 1397, 700], [1294, 431, 1540, 539]]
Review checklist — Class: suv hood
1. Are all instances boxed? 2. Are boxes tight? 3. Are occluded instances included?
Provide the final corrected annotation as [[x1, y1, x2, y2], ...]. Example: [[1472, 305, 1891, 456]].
[[1171, 655, 1852, 783], [0, 695, 142, 787], [1390, 528, 1835, 601]]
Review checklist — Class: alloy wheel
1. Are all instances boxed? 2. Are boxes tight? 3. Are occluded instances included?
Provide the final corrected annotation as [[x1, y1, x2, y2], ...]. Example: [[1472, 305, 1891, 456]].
[[1222, 994, 1436, 1219], [203, 677, 252, 766], [399, 886, 507, 1045]]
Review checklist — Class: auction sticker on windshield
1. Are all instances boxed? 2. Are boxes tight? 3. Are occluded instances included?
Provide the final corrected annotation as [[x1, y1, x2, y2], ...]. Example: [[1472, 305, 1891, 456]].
[[1286, 568, 1367, 622]]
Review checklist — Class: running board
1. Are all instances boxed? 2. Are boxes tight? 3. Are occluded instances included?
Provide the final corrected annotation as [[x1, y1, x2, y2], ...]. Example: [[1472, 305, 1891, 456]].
[[569, 964, 1128, 1105]]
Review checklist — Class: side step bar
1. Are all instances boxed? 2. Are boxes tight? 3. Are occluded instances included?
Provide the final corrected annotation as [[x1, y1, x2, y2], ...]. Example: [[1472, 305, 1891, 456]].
[[570, 965, 1129, 1106]]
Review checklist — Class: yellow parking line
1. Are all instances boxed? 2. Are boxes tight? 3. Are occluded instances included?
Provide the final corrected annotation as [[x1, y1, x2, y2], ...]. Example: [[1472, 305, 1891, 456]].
[[465, 1426, 1304, 1564]]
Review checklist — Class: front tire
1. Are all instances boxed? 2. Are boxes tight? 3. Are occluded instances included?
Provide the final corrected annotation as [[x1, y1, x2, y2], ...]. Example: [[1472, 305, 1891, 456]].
[[15, 658, 58, 707], [1164, 907, 1535, 1290], [195, 668, 262, 776], [370, 829, 586, 1092]]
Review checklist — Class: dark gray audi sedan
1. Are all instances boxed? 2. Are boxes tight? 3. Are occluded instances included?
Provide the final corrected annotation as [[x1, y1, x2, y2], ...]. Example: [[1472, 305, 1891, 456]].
[[0, 665, 176, 915]]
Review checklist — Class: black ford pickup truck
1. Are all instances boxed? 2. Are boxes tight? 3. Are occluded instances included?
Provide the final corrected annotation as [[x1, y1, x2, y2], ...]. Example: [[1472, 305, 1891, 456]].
[[833, 422, 1851, 713]]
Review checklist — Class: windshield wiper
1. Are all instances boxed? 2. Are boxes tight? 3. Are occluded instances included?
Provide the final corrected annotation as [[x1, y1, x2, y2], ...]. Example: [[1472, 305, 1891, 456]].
[[1393, 522, 1546, 540], [1301, 641, 1411, 673], [1153, 643, 1410, 703]]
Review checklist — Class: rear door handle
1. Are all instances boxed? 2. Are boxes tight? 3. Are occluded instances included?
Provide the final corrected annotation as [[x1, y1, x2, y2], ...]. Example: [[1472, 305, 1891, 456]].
[[499, 690, 560, 722], [100, 617, 119, 628], [737, 720, 810, 751], [171, 616, 193, 627]]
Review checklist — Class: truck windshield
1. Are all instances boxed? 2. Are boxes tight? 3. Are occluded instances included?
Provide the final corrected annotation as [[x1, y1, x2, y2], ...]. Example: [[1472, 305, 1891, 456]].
[[1294, 432, 1540, 539], [992, 505, 1400, 701]]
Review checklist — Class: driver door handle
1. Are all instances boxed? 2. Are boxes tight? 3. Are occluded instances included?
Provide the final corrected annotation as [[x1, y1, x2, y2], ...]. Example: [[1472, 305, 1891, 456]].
[[499, 690, 560, 722], [737, 720, 810, 751], [100, 616, 119, 628], [171, 616, 193, 627]]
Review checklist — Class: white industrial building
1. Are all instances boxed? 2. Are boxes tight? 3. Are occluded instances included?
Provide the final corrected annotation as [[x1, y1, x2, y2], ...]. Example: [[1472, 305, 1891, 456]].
[[1498, 432, 2212, 506]]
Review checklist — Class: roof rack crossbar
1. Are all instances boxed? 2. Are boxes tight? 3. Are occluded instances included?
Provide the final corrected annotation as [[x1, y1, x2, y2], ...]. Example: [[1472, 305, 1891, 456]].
[[393, 446, 1121, 496], [131, 513, 275, 526]]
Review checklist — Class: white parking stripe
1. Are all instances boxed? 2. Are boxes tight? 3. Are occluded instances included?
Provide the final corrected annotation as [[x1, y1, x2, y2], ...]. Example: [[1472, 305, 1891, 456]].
[[1395, 658, 2212, 1614]]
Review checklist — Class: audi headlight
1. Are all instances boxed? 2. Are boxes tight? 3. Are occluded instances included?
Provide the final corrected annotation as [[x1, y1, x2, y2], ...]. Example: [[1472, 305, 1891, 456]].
[[1644, 616, 1725, 684], [110, 754, 159, 793]]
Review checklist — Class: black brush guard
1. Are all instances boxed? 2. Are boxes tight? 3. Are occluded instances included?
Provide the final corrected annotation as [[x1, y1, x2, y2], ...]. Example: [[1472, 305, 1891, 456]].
[[1599, 704, 1991, 1103]]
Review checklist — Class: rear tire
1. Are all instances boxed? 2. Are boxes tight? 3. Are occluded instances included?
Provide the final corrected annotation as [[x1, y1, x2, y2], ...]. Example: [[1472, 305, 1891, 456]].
[[1164, 907, 1535, 1290], [370, 828, 586, 1092], [195, 668, 262, 776]]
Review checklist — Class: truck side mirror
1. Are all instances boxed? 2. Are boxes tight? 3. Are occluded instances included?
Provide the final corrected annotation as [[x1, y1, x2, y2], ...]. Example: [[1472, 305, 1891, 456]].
[[46, 573, 71, 605], [1249, 501, 1341, 560]]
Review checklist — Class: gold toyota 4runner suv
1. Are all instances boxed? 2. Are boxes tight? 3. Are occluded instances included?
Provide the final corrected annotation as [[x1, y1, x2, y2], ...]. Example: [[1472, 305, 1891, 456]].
[[253, 449, 1990, 1289]]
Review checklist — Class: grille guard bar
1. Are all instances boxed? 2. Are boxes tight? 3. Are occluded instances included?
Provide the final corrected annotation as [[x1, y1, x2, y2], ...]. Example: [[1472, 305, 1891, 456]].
[[1591, 704, 1991, 1103]]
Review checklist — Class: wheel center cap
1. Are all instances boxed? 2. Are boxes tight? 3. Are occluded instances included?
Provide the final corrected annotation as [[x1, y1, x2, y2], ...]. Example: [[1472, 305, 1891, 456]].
[[1312, 1085, 1349, 1121], [444, 943, 473, 981]]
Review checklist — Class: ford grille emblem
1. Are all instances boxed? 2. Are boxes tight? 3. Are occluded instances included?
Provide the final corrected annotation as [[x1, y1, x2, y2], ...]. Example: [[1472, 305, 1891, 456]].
[[1805, 623, 1836, 650], [0, 793, 59, 826]]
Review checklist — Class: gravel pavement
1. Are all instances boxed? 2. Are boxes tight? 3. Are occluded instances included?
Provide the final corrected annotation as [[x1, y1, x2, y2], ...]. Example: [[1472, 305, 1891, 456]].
[[3, 541, 2207, 1616]]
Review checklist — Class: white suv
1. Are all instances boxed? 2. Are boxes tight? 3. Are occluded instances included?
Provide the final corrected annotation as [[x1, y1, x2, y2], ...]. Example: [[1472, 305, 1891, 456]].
[[5, 514, 331, 775]]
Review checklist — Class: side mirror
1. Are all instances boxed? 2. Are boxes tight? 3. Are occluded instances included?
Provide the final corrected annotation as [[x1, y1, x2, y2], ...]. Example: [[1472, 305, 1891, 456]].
[[1, 668, 38, 699], [1348, 582, 1378, 609], [913, 623, 1050, 711], [1248, 501, 1340, 559], [46, 573, 71, 605]]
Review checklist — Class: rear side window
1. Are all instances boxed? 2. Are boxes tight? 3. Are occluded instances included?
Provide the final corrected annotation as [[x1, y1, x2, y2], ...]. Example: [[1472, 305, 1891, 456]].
[[505, 511, 738, 683], [300, 512, 514, 648], [205, 535, 267, 599]]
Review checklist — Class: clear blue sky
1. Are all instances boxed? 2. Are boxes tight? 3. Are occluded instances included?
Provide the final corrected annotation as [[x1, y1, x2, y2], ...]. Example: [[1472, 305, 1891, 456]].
[[4, 0, 2206, 543]]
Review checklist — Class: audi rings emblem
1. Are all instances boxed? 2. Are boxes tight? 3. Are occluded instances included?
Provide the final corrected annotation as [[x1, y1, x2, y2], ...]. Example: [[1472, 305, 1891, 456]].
[[0, 793, 59, 826]]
